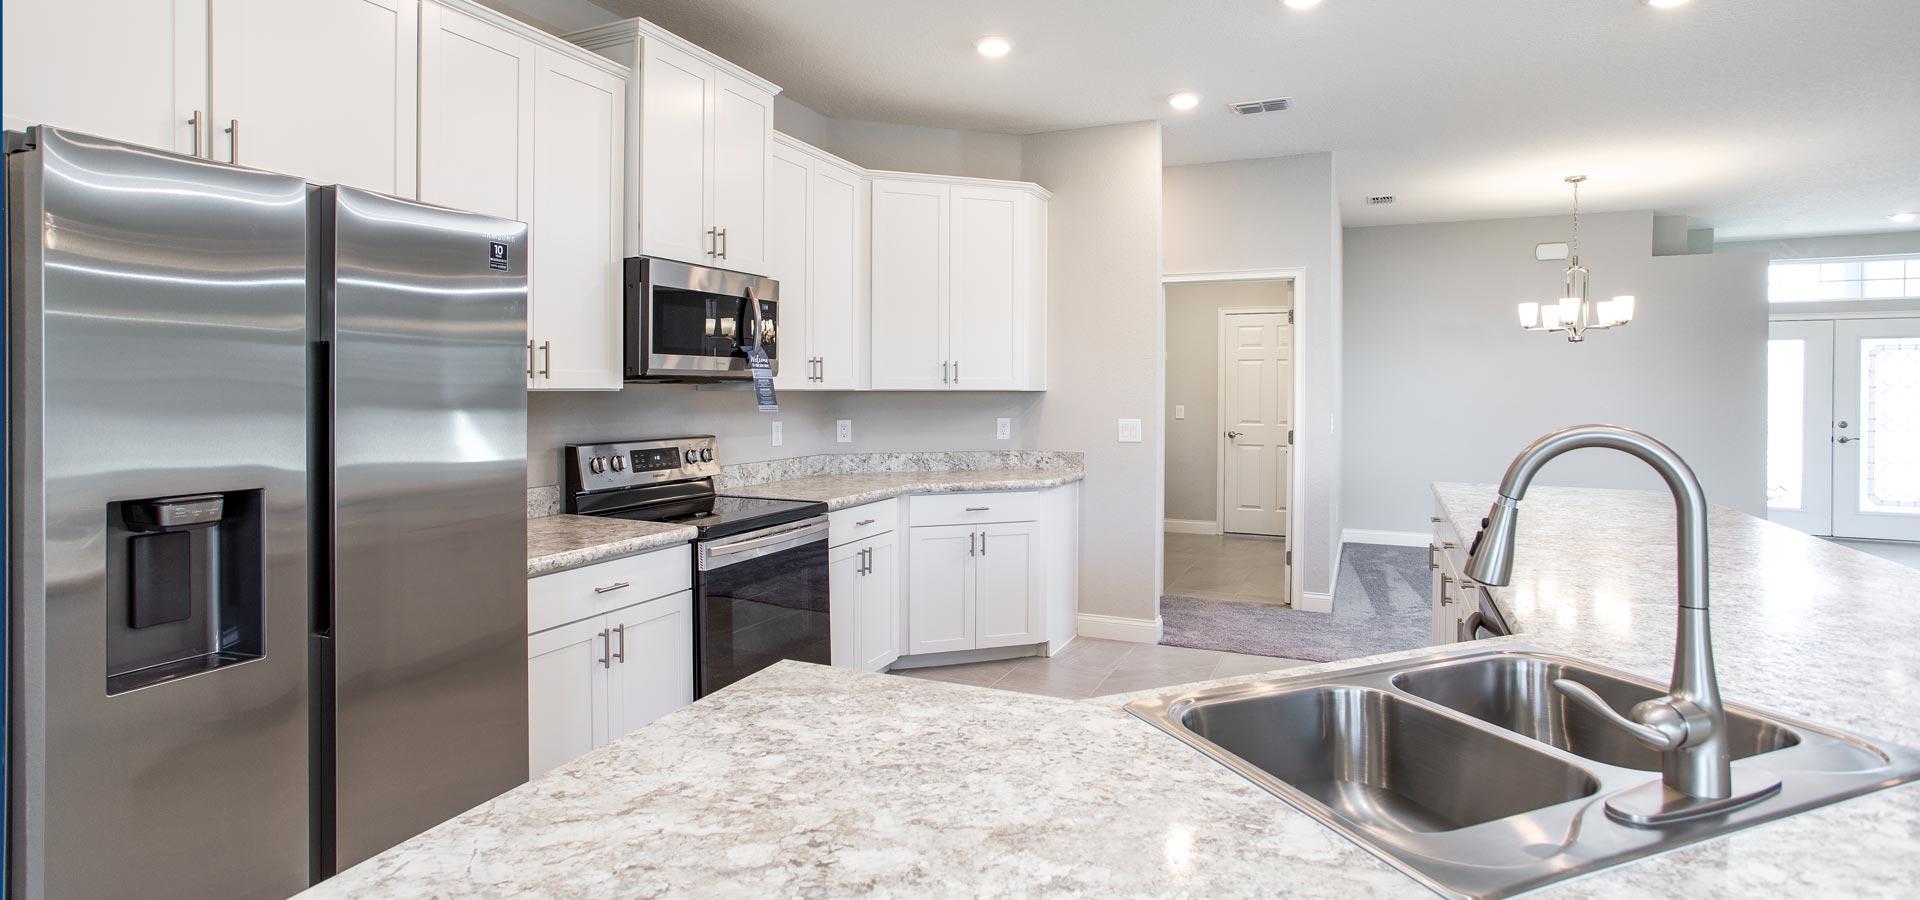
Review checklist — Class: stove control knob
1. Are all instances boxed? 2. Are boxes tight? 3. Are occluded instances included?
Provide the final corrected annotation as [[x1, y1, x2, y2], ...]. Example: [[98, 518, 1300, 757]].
[[684, 449, 698, 466], [589, 457, 606, 474], [699, 448, 713, 463], [609, 455, 626, 472]]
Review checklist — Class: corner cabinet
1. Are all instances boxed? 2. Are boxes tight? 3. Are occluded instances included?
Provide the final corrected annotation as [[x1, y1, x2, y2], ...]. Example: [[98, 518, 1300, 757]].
[[770, 135, 869, 391], [568, 18, 779, 276], [526, 545, 694, 777], [903, 492, 1054, 657], [420, 0, 626, 391], [870, 174, 1049, 391]]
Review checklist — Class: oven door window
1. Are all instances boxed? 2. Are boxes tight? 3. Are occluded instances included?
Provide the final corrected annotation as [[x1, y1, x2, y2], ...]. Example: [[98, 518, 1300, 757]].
[[697, 536, 828, 696]]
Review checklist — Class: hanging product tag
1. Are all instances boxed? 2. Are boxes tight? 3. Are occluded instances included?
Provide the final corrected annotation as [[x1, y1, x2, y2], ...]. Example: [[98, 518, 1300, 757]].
[[747, 346, 777, 411]]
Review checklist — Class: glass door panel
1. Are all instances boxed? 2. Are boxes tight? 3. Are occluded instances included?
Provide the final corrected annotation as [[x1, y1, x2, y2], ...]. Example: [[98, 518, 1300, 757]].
[[1834, 318, 1920, 540], [1767, 321, 1833, 535]]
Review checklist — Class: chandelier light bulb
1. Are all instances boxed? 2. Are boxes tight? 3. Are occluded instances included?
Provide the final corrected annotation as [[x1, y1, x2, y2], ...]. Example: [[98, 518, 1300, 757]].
[[1611, 295, 1636, 324], [1517, 302, 1540, 329]]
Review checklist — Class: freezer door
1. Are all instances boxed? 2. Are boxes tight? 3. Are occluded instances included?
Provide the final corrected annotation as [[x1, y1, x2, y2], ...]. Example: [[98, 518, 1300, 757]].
[[6, 128, 312, 899], [318, 186, 529, 871]]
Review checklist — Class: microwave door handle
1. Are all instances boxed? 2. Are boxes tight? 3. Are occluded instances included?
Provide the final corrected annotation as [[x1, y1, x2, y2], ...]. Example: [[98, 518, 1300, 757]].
[[744, 285, 767, 353]]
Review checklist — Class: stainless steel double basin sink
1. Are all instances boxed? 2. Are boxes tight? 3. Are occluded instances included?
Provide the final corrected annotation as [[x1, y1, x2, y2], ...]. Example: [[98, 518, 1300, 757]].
[[1126, 643, 1920, 898]]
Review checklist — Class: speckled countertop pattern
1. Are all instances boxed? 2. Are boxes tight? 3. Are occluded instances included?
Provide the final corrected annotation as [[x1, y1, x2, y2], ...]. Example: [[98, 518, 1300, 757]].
[[313, 483, 1919, 897], [723, 467, 1085, 510], [526, 514, 695, 577]]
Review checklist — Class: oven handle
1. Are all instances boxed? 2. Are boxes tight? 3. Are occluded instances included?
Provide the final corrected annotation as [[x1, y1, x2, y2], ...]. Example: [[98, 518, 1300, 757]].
[[699, 517, 828, 571]]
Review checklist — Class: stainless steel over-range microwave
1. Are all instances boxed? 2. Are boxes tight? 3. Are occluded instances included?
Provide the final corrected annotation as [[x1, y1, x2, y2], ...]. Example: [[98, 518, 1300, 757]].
[[624, 256, 779, 381]]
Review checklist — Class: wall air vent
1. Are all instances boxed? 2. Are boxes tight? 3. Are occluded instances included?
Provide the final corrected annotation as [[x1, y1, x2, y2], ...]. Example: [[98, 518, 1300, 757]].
[[1365, 195, 1396, 205], [1228, 97, 1293, 115]]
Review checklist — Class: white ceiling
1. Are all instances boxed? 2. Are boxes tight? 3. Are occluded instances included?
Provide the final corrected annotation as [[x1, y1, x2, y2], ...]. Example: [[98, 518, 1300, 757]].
[[603, 0, 1920, 240]]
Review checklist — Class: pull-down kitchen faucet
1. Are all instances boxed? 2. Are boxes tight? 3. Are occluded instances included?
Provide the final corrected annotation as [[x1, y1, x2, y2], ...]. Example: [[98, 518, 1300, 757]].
[[1465, 424, 1780, 826]]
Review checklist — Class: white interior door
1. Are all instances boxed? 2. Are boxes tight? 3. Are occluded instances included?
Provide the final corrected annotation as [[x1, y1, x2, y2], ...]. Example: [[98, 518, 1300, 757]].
[[1833, 317, 1920, 540], [1219, 311, 1291, 536], [1767, 320, 1835, 535]]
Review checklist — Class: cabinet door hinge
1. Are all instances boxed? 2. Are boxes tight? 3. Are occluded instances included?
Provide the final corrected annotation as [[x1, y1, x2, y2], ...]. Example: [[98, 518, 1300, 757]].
[[1285, 550, 1292, 565], [1287, 429, 1294, 445], [1286, 309, 1295, 325]]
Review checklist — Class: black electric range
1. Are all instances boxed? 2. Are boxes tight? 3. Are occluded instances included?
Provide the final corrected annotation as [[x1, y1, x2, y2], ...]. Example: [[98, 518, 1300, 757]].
[[564, 436, 830, 697]]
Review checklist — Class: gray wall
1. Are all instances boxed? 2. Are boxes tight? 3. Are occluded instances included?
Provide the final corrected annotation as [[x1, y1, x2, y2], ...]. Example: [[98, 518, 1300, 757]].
[[1024, 121, 1166, 626], [1341, 211, 1771, 536], [773, 95, 1026, 182], [1162, 154, 1344, 600], [529, 390, 1043, 488], [1164, 281, 1294, 524]]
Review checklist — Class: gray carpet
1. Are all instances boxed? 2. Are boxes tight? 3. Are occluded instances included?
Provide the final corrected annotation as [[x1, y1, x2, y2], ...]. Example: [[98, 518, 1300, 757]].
[[1159, 543, 1430, 662]]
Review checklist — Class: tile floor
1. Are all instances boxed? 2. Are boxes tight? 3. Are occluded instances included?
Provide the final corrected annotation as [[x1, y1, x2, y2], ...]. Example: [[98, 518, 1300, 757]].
[[893, 637, 1312, 700], [1163, 531, 1289, 604]]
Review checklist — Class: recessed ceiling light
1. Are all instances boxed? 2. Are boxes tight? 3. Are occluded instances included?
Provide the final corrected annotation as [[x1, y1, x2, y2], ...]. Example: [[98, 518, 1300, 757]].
[[1284, 0, 1323, 9], [974, 36, 1012, 58], [1644, 0, 1690, 8], [1168, 92, 1201, 111], [1891, 212, 1920, 224]]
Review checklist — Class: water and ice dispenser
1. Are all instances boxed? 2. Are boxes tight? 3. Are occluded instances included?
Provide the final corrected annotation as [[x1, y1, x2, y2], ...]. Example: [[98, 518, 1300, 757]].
[[104, 489, 266, 694]]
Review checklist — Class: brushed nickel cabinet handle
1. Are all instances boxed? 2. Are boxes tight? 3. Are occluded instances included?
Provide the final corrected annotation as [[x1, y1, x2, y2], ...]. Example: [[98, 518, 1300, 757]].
[[964, 506, 991, 512], [526, 340, 535, 378], [1427, 544, 1438, 571], [953, 360, 959, 383], [1442, 541, 1458, 550], [612, 624, 626, 663], [980, 531, 987, 555], [189, 110, 204, 158], [539, 340, 552, 378], [593, 581, 630, 594], [969, 531, 977, 556], [225, 118, 239, 164], [854, 518, 876, 527], [597, 629, 610, 667], [718, 227, 729, 259], [706, 227, 718, 257], [942, 361, 950, 384]]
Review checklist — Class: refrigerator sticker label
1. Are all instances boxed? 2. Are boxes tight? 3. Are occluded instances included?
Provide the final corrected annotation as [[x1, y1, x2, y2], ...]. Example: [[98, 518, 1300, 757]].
[[746, 347, 778, 412], [488, 241, 509, 271]]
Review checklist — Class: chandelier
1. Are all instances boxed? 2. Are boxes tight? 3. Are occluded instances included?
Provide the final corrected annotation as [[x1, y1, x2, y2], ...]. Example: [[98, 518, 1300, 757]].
[[1517, 175, 1636, 342]]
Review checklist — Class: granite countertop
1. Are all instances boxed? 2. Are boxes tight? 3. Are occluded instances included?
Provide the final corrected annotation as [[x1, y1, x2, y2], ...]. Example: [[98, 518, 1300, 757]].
[[526, 514, 696, 577], [312, 483, 1919, 897], [723, 467, 1084, 511]]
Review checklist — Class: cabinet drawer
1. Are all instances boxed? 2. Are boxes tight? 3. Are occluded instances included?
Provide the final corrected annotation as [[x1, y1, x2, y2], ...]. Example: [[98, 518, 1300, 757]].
[[829, 500, 899, 546], [528, 544, 691, 634], [910, 491, 1040, 526]]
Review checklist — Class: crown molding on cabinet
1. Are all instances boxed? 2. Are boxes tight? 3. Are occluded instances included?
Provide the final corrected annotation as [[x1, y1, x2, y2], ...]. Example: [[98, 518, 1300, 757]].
[[864, 167, 1052, 201], [434, 0, 629, 78], [565, 16, 781, 96], [772, 130, 867, 176]]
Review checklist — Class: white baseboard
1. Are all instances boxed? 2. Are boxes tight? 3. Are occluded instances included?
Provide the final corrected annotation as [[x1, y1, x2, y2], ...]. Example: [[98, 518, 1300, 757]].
[[1342, 528, 1428, 548], [1077, 612, 1163, 644], [1163, 518, 1220, 535], [1298, 591, 1333, 613]]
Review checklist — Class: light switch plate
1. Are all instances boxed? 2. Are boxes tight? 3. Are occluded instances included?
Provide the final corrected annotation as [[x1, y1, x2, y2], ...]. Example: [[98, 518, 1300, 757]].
[[1118, 418, 1143, 443], [836, 419, 853, 443], [771, 420, 783, 447], [1174, 405, 1186, 420], [996, 417, 1011, 440]]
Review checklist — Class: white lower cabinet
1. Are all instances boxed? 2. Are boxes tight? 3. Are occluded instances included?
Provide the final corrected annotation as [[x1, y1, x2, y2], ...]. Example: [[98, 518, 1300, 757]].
[[975, 521, 1043, 648], [830, 533, 900, 672], [903, 492, 1059, 657], [526, 548, 692, 777], [906, 524, 978, 655]]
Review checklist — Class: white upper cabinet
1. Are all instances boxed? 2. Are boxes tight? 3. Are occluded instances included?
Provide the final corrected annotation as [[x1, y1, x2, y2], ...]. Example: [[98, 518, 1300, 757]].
[[870, 175, 1049, 391], [210, 0, 418, 195], [770, 134, 868, 391], [569, 18, 780, 276], [3, 0, 208, 154], [526, 45, 625, 390], [420, 0, 626, 391]]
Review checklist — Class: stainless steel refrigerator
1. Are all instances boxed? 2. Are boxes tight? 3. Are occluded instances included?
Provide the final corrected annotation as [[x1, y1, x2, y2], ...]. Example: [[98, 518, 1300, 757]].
[[4, 127, 530, 899]]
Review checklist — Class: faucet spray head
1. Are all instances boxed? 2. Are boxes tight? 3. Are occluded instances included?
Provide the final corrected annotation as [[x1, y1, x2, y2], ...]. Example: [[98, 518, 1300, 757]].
[[1464, 496, 1521, 586]]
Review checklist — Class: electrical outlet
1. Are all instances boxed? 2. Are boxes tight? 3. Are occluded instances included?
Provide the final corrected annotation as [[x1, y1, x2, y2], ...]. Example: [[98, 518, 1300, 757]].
[[1118, 418, 1143, 443], [836, 419, 853, 443], [996, 417, 1011, 440], [771, 420, 783, 447], [1174, 405, 1186, 420]]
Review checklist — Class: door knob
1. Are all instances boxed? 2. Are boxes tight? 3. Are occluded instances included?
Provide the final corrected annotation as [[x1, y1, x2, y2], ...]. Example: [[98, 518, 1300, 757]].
[[1837, 436, 1856, 444], [1225, 430, 1244, 439]]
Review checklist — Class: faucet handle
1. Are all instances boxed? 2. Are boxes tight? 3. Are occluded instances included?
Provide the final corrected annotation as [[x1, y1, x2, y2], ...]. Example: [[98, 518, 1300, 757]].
[[1553, 678, 1686, 751]]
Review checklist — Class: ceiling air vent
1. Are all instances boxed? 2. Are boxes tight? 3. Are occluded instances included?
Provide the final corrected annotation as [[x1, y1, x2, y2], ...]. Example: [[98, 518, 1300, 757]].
[[1228, 96, 1293, 115], [1365, 195, 1396, 205]]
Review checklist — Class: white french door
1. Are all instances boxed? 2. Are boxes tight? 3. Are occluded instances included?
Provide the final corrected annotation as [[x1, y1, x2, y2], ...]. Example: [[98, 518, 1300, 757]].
[[1767, 321, 1834, 534], [1769, 316, 1920, 541], [1833, 318, 1920, 540], [1219, 310, 1291, 536]]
